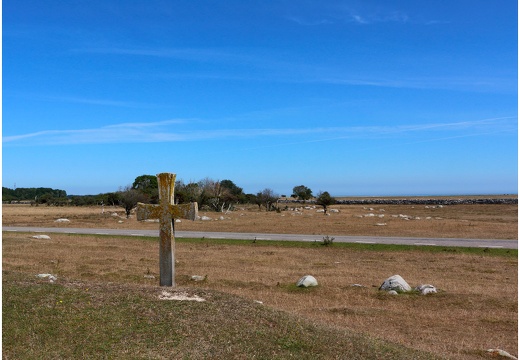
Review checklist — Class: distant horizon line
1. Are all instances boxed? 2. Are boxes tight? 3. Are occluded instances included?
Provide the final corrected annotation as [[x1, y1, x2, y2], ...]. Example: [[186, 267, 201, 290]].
[[3, 185, 517, 199], [281, 193, 518, 199]]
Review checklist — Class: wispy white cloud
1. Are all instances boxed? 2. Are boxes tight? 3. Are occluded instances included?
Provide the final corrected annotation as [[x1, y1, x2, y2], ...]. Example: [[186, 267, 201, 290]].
[[287, 6, 413, 26], [73, 45, 513, 93], [3, 117, 516, 147], [350, 14, 369, 24]]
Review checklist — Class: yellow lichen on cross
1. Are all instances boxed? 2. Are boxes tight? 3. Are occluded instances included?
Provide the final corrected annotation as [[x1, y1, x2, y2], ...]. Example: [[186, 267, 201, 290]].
[[136, 173, 198, 286]]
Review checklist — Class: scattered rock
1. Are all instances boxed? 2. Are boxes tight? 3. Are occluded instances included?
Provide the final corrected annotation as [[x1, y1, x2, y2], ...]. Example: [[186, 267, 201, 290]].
[[379, 275, 412, 292], [351, 284, 365, 287], [375, 223, 387, 226], [159, 291, 205, 302], [190, 275, 207, 282], [54, 218, 70, 223], [36, 274, 57, 283], [387, 290, 399, 295], [143, 275, 155, 279], [200, 216, 212, 221], [296, 275, 318, 288], [175, 219, 181, 223], [32, 235, 51, 239], [415, 284, 437, 295], [487, 349, 517, 359]]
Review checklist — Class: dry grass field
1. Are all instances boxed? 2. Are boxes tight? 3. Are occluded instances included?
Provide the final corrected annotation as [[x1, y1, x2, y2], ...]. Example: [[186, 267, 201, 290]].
[[2, 202, 518, 359], [2, 232, 517, 359], [2, 200, 518, 240]]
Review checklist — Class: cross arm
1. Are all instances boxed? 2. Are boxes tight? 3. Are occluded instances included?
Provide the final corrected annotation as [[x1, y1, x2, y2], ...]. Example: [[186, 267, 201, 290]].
[[136, 202, 199, 221]]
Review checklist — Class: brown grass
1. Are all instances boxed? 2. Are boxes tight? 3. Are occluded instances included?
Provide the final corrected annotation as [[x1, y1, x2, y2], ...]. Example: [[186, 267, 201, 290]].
[[2, 202, 518, 239], [2, 203, 518, 358], [3, 229, 517, 359]]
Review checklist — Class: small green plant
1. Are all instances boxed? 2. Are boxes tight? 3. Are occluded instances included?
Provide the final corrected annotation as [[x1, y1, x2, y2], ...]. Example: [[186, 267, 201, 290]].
[[322, 235, 335, 246]]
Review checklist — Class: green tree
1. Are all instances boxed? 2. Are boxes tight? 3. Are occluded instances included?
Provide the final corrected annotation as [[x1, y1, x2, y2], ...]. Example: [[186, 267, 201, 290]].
[[315, 191, 336, 215], [2, 187, 67, 203], [220, 179, 246, 203], [104, 192, 121, 206], [292, 185, 313, 202], [242, 193, 258, 208], [175, 180, 202, 204], [132, 175, 159, 203]]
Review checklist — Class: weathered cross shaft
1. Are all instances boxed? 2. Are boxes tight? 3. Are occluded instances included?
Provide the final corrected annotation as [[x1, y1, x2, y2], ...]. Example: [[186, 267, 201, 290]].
[[136, 173, 198, 287]]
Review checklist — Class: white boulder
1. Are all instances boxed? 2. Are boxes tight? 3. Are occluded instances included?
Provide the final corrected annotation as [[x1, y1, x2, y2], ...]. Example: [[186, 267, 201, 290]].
[[37, 274, 57, 282], [54, 218, 70, 223], [190, 275, 206, 281], [32, 235, 51, 240], [296, 275, 318, 287], [486, 349, 517, 359], [379, 275, 412, 292], [415, 284, 437, 295]]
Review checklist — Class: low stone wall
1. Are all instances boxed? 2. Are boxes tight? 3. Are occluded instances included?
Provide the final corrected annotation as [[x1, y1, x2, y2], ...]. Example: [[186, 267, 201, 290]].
[[282, 198, 517, 205], [334, 198, 517, 205]]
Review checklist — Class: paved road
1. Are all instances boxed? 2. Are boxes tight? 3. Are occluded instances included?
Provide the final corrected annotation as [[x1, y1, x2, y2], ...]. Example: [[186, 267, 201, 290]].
[[3, 226, 517, 249]]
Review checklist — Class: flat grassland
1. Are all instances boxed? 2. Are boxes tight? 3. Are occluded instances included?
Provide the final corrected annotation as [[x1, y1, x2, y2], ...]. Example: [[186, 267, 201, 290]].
[[2, 201, 518, 359], [2, 199, 518, 239]]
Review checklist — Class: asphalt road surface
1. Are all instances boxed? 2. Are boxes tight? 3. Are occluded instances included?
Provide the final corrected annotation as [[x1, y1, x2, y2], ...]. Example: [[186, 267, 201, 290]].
[[3, 226, 517, 249]]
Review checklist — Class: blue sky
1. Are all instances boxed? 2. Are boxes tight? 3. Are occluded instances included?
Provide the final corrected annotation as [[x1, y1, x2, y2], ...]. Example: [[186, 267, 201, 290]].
[[2, 1, 518, 196]]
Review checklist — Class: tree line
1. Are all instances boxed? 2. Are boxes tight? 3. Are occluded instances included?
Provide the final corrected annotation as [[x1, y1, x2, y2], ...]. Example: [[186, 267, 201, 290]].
[[2, 175, 336, 215], [2, 187, 68, 205]]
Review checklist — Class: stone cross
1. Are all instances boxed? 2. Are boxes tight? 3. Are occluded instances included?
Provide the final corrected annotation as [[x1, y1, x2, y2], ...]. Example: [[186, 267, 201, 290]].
[[136, 173, 198, 286]]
